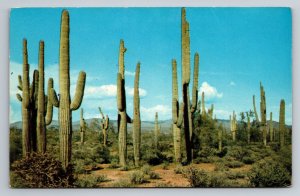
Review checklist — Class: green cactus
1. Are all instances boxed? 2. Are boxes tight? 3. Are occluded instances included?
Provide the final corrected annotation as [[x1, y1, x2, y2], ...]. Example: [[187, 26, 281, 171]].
[[246, 112, 251, 144], [269, 112, 273, 142], [36, 41, 54, 153], [252, 95, 259, 123], [49, 10, 86, 169], [230, 111, 237, 141], [260, 82, 267, 146], [218, 125, 223, 151], [154, 112, 160, 149], [99, 107, 109, 146], [201, 92, 205, 116], [133, 62, 141, 166], [208, 104, 214, 119], [181, 8, 199, 163], [16, 39, 31, 157], [172, 59, 183, 163], [279, 99, 285, 149], [117, 39, 132, 167], [80, 108, 86, 145]]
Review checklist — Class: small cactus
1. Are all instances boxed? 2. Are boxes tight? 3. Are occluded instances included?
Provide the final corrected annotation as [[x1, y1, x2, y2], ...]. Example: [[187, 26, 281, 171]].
[[79, 108, 86, 145], [279, 99, 285, 148], [230, 111, 237, 141], [246, 112, 251, 144], [154, 112, 160, 149], [99, 107, 109, 146]]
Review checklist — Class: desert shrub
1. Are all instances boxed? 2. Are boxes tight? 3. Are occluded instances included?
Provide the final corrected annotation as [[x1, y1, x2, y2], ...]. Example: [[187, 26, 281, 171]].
[[149, 171, 160, 179], [174, 165, 184, 174], [276, 146, 292, 174], [141, 164, 151, 175], [226, 171, 246, 180], [183, 167, 210, 187], [209, 172, 228, 187], [74, 160, 87, 174], [162, 161, 169, 170], [108, 162, 119, 169], [130, 171, 147, 184], [248, 157, 291, 187], [9, 129, 22, 165], [120, 165, 129, 171], [75, 174, 108, 188], [216, 147, 228, 157], [225, 160, 244, 168], [214, 162, 229, 172], [142, 148, 166, 165], [113, 179, 133, 187], [227, 146, 248, 162], [10, 153, 75, 188]]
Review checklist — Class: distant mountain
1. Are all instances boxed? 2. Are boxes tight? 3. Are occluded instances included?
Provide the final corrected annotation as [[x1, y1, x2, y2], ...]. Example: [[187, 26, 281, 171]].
[[10, 118, 291, 132]]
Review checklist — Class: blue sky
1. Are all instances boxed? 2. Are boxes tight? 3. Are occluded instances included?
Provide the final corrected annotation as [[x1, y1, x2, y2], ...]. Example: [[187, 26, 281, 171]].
[[9, 7, 292, 125]]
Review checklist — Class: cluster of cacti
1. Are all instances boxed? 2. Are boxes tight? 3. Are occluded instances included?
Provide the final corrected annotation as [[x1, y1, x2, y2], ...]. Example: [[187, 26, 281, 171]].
[[246, 112, 251, 144], [99, 107, 109, 146], [80, 108, 87, 145], [180, 8, 200, 163], [16, 39, 54, 157], [116, 40, 133, 167], [279, 99, 285, 148], [230, 111, 237, 141], [132, 62, 141, 166], [49, 10, 86, 170], [172, 60, 183, 163]]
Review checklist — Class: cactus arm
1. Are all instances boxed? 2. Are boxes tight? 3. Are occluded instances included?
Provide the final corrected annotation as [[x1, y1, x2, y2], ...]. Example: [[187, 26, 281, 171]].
[[118, 39, 127, 78], [49, 88, 59, 107], [16, 93, 23, 102], [181, 8, 190, 85], [104, 116, 109, 129], [70, 71, 86, 111], [45, 78, 54, 125], [17, 75, 23, 91], [176, 102, 184, 127], [172, 98, 178, 124], [98, 107, 105, 119], [253, 95, 260, 122]]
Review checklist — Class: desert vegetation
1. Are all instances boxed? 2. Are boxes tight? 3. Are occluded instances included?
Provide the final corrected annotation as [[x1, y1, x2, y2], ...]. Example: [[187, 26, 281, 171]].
[[10, 8, 292, 188]]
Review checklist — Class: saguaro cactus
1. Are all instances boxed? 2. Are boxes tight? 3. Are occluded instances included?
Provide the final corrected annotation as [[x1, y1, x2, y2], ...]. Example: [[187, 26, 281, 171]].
[[49, 10, 86, 169], [230, 111, 237, 141], [172, 59, 184, 163], [208, 104, 214, 119], [260, 82, 267, 146], [252, 95, 260, 123], [99, 107, 109, 146], [181, 8, 199, 163], [246, 112, 251, 144], [279, 99, 285, 148], [201, 92, 205, 116], [36, 41, 54, 153], [16, 39, 31, 157], [269, 112, 274, 142], [117, 39, 132, 167], [133, 62, 141, 166], [218, 126, 223, 151], [154, 112, 160, 149], [80, 108, 86, 145]]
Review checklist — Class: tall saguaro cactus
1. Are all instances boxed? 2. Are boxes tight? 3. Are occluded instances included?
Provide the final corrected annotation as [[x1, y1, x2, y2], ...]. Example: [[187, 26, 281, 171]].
[[269, 112, 274, 142], [132, 62, 141, 167], [36, 41, 54, 153], [260, 82, 267, 146], [49, 10, 86, 169], [99, 107, 109, 146], [181, 8, 199, 163], [230, 111, 237, 141], [252, 95, 259, 123], [117, 39, 132, 167], [279, 99, 285, 149], [172, 59, 183, 163], [201, 92, 205, 116], [16, 39, 31, 157]]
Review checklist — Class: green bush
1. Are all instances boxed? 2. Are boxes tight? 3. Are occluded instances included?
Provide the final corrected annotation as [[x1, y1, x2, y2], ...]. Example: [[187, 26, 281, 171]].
[[248, 157, 291, 187], [10, 153, 75, 188], [113, 179, 133, 187], [183, 167, 210, 187], [174, 165, 184, 174], [130, 171, 147, 184], [75, 174, 108, 188], [141, 164, 151, 175], [149, 171, 160, 179]]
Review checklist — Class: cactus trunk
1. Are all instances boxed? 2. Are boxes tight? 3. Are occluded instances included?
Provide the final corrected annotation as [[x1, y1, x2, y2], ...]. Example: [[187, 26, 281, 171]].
[[247, 113, 251, 144], [80, 108, 86, 145], [253, 95, 259, 123], [154, 112, 159, 149], [260, 82, 267, 146], [230, 111, 237, 141], [279, 99, 285, 148], [133, 62, 141, 166]]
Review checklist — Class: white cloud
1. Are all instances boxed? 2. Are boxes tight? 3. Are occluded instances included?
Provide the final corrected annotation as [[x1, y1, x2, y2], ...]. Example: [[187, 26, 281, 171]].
[[229, 81, 236, 86], [84, 84, 147, 99], [199, 82, 223, 100], [214, 109, 231, 120], [140, 104, 171, 121], [125, 70, 135, 76]]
